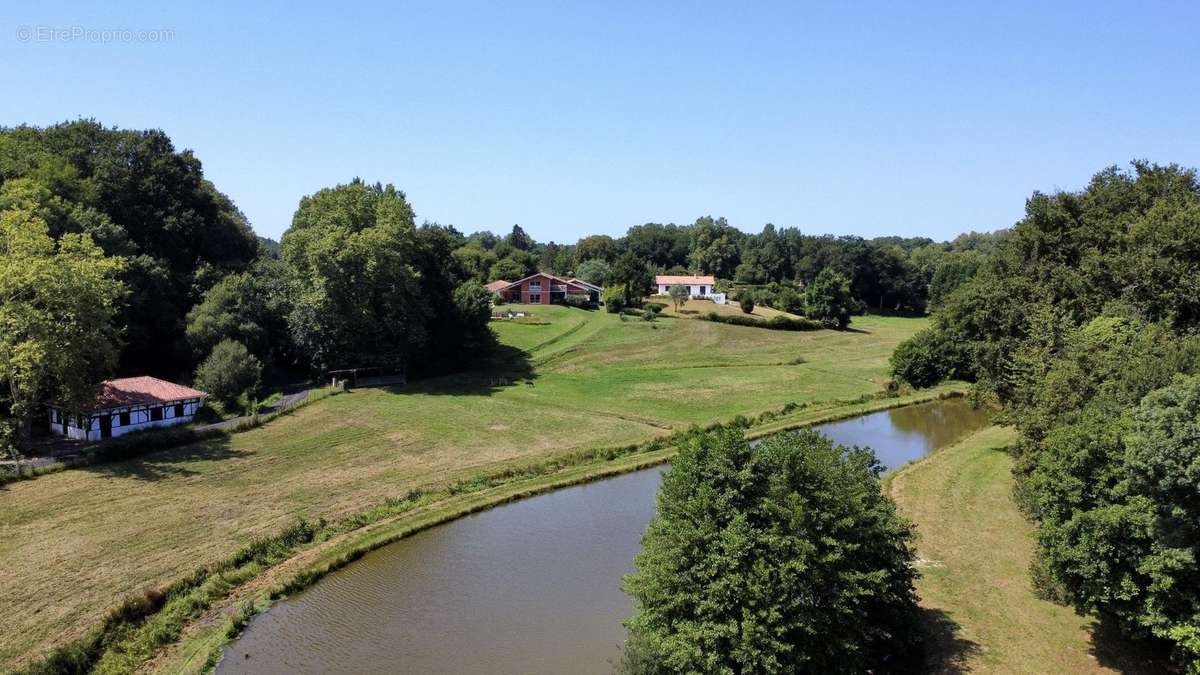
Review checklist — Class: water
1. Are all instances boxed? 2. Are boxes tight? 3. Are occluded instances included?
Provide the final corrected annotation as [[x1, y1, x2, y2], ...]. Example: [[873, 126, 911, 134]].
[[219, 398, 990, 675]]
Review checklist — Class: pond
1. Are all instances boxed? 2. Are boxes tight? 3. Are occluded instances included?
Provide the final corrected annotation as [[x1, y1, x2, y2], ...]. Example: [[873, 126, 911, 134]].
[[218, 398, 990, 675]]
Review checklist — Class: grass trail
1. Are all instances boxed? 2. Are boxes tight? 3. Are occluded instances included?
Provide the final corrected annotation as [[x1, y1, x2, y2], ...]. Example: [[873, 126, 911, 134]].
[[889, 426, 1164, 673]]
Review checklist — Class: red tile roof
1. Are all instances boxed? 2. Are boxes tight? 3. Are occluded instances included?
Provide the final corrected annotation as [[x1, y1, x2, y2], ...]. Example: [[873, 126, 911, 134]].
[[86, 376, 208, 411], [484, 279, 510, 292], [656, 275, 716, 285]]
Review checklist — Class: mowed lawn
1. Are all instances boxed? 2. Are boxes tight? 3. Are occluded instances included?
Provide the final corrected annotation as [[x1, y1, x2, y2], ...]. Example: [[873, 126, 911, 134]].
[[890, 426, 1166, 673], [0, 307, 924, 668]]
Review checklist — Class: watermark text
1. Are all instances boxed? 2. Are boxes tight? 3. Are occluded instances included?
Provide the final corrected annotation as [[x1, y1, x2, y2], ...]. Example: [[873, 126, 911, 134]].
[[15, 25, 175, 43]]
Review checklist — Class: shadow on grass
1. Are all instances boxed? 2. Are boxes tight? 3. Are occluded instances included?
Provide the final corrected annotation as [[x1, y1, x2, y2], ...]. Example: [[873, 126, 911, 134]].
[[917, 607, 981, 674], [394, 343, 537, 397], [82, 436, 251, 482], [1088, 615, 1175, 674]]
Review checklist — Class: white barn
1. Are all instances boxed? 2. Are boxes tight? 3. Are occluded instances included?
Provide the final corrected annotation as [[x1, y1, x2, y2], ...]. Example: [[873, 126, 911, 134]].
[[47, 376, 208, 442]]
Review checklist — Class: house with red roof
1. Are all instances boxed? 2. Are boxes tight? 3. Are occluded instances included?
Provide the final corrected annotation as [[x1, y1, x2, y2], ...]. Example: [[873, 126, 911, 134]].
[[484, 279, 510, 293], [494, 273, 600, 305], [656, 275, 716, 298], [47, 376, 208, 441]]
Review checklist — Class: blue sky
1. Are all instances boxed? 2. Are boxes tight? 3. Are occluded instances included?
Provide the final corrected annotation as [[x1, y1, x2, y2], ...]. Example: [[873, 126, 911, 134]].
[[2, 1, 1198, 242]]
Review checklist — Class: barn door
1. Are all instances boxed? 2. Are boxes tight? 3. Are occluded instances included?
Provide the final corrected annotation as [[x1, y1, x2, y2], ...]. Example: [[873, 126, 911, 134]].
[[100, 414, 113, 439]]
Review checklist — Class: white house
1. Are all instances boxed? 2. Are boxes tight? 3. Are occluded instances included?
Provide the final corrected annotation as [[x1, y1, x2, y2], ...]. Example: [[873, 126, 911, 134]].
[[655, 275, 725, 304], [47, 376, 208, 442]]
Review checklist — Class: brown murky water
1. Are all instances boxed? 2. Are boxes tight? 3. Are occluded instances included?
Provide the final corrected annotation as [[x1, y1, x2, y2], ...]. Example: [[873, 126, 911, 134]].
[[219, 398, 990, 675]]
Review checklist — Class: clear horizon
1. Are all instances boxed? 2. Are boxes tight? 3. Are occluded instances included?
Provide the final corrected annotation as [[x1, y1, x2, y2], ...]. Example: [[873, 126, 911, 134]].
[[2, 1, 1198, 243]]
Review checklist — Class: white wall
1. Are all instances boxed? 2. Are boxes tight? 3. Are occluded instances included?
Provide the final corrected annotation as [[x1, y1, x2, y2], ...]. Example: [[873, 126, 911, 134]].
[[48, 399, 204, 442], [657, 284, 714, 298]]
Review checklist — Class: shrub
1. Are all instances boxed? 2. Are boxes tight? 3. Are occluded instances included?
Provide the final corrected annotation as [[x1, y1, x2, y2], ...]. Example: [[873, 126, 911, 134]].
[[603, 284, 627, 313], [806, 268, 855, 328], [699, 312, 823, 331], [194, 340, 262, 408], [622, 428, 921, 673], [644, 301, 666, 314], [641, 309, 656, 321], [563, 292, 594, 309], [739, 295, 755, 313], [889, 328, 952, 388]]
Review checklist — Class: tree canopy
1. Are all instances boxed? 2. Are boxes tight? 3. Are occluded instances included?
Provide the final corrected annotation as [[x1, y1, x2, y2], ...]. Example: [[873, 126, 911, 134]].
[[888, 161, 1200, 669], [0, 203, 125, 443], [621, 428, 920, 674]]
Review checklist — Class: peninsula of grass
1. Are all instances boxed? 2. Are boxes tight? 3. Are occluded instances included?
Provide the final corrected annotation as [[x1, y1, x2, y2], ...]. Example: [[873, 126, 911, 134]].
[[1, 306, 928, 671], [888, 426, 1168, 673]]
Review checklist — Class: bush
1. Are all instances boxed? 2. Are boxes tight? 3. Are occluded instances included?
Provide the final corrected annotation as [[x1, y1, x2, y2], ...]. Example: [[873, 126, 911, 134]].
[[644, 301, 666, 314], [194, 340, 263, 408], [603, 284, 627, 313], [739, 295, 755, 313], [889, 328, 953, 388], [806, 268, 855, 328], [699, 312, 823, 331], [641, 309, 656, 321], [563, 292, 594, 309], [622, 428, 921, 673]]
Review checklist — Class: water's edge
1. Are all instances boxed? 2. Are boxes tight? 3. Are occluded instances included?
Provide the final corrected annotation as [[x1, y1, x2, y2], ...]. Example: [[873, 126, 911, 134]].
[[179, 389, 966, 673]]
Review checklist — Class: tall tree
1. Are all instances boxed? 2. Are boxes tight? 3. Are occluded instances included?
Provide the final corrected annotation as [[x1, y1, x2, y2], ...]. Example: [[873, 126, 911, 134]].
[[687, 216, 742, 278], [622, 428, 920, 674], [575, 234, 620, 263], [609, 251, 653, 306], [805, 268, 855, 328], [0, 121, 259, 374], [0, 206, 125, 446], [282, 180, 427, 372]]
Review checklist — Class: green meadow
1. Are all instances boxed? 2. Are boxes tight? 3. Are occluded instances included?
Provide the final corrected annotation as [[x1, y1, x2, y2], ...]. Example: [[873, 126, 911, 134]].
[[0, 306, 927, 670]]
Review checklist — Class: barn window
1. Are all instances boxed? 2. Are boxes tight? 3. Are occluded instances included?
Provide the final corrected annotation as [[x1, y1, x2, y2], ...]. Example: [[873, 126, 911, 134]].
[[150, 407, 163, 421], [120, 412, 131, 426], [174, 403, 184, 418]]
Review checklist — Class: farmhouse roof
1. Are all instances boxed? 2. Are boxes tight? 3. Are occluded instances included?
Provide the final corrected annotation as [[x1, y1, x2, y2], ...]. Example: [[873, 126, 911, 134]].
[[484, 279, 510, 292], [568, 278, 602, 291], [80, 376, 209, 411], [656, 275, 716, 286], [497, 272, 591, 291]]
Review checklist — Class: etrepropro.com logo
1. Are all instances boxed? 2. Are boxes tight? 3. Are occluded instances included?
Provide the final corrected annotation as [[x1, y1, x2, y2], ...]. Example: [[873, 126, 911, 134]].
[[15, 25, 175, 43]]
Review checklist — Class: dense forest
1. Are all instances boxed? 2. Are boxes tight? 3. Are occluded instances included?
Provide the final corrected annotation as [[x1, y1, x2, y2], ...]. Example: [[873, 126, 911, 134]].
[[890, 161, 1200, 669], [0, 119, 993, 457]]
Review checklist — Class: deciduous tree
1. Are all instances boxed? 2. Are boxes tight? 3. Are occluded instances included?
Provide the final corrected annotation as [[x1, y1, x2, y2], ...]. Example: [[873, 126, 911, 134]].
[[622, 428, 920, 674]]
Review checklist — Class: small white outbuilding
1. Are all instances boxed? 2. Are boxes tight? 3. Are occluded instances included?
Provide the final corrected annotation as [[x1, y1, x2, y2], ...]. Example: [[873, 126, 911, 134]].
[[47, 376, 208, 442]]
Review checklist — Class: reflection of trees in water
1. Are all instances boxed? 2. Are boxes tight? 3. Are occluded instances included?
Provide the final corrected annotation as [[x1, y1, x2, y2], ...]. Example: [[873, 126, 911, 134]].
[[888, 400, 990, 450]]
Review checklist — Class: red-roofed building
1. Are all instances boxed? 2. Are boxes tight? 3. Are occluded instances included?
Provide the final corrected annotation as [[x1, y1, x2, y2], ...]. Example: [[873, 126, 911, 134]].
[[484, 279, 510, 293], [655, 275, 716, 297], [47, 376, 208, 441], [495, 273, 600, 305]]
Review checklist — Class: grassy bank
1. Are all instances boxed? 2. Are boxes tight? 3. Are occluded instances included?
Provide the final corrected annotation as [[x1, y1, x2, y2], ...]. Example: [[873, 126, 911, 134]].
[[888, 426, 1166, 673], [1, 306, 927, 670], [158, 386, 961, 674]]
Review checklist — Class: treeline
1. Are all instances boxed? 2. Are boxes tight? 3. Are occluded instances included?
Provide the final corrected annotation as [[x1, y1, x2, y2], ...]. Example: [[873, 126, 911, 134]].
[[889, 161, 1200, 668], [0, 118, 1000, 459], [0, 121, 492, 454], [452, 217, 1000, 315]]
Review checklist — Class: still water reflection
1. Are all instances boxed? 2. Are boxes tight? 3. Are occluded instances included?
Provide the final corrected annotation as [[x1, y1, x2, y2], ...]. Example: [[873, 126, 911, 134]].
[[219, 398, 990, 675]]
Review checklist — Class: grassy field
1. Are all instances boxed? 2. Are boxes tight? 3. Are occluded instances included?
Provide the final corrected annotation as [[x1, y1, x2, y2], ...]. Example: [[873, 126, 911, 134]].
[[0, 306, 925, 669], [651, 295, 802, 320], [889, 426, 1167, 673]]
